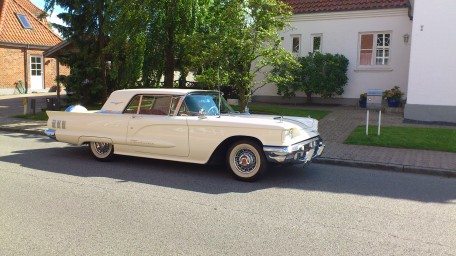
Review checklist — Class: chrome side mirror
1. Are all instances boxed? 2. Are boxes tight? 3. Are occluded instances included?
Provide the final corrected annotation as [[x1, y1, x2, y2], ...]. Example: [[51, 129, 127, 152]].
[[198, 109, 207, 119]]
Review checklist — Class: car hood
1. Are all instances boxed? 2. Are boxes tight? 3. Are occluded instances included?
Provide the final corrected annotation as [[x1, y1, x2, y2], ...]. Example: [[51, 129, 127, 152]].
[[229, 114, 319, 132]]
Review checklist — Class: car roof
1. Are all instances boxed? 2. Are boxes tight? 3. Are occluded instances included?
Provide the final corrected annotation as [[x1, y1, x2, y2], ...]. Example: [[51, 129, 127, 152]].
[[100, 88, 218, 113], [117, 88, 216, 96]]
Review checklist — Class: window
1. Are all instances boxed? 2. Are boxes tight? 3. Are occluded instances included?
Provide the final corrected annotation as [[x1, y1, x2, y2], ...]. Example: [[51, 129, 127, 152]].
[[359, 32, 391, 66], [311, 34, 322, 52], [124, 95, 141, 114], [291, 35, 301, 55], [179, 93, 234, 116], [16, 14, 32, 29], [30, 56, 42, 76], [138, 95, 172, 115]]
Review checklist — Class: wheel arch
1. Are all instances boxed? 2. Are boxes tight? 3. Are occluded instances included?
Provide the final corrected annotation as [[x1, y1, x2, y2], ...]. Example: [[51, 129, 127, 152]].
[[207, 135, 264, 165]]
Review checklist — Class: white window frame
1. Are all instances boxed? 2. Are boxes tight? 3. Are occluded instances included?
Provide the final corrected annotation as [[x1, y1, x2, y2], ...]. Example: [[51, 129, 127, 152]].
[[291, 34, 301, 56], [311, 34, 323, 53], [358, 31, 392, 67]]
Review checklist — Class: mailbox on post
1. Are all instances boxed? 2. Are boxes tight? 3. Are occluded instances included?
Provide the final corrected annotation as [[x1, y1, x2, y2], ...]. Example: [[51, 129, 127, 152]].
[[365, 89, 383, 136], [366, 89, 383, 110]]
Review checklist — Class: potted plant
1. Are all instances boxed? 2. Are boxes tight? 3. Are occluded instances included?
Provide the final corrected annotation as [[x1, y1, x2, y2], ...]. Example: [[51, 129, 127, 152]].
[[359, 93, 367, 108], [384, 86, 403, 108]]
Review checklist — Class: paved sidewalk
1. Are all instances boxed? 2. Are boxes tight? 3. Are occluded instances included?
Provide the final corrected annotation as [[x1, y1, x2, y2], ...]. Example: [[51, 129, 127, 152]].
[[0, 92, 66, 117], [0, 105, 455, 177], [316, 107, 456, 176], [0, 117, 46, 135]]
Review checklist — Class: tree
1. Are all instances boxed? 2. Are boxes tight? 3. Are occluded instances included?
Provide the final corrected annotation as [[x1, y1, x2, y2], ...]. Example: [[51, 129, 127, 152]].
[[276, 52, 349, 102], [106, 0, 209, 89], [188, 0, 296, 110], [44, 0, 110, 104]]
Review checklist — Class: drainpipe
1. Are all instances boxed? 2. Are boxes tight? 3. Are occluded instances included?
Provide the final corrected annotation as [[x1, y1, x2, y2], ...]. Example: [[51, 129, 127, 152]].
[[23, 44, 29, 93], [56, 59, 61, 109]]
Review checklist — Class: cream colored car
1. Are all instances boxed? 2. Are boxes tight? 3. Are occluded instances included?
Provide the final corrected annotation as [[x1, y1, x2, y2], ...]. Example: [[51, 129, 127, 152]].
[[45, 89, 324, 181]]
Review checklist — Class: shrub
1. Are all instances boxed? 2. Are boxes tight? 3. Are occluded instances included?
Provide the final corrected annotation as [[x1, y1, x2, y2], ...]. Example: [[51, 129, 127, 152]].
[[276, 52, 349, 102]]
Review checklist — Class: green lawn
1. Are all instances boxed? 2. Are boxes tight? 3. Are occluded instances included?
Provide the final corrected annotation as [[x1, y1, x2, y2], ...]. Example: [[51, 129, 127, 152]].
[[233, 104, 330, 120], [13, 111, 48, 121], [345, 125, 456, 153]]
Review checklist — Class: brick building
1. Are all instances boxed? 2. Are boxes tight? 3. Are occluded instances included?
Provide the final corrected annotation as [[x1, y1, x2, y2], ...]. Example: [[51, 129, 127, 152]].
[[0, 0, 68, 95]]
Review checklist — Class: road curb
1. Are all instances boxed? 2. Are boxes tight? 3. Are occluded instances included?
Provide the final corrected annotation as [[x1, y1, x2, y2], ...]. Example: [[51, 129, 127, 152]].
[[314, 157, 456, 178]]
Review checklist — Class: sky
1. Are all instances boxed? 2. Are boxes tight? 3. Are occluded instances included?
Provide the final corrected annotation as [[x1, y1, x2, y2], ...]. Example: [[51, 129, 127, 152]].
[[30, 0, 65, 27]]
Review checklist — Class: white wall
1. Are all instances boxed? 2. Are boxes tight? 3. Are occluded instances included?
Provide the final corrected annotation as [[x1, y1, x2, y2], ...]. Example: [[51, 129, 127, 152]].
[[406, 0, 456, 107], [254, 9, 413, 99]]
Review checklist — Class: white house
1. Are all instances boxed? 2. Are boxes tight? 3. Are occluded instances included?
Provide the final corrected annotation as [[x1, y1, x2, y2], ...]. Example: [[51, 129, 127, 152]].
[[253, 0, 413, 104], [404, 0, 456, 124], [253, 0, 456, 123]]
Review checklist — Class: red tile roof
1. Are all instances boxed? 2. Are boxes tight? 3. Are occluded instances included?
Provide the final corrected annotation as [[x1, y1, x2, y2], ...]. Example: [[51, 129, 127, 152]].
[[0, 0, 61, 47], [282, 0, 410, 14]]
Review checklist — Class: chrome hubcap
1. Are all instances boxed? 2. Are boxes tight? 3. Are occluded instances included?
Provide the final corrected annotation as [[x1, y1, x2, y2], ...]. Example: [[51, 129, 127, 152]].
[[234, 149, 257, 173], [93, 142, 111, 155]]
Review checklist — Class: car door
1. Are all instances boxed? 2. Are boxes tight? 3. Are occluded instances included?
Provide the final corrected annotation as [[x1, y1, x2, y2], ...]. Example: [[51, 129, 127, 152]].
[[126, 95, 189, 157]]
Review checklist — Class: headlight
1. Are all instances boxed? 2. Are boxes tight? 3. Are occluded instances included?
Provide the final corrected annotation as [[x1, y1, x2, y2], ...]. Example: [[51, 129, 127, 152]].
[[282, 128, 293, 143]]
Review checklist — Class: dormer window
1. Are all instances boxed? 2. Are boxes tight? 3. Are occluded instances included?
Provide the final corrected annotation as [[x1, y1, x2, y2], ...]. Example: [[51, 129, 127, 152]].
[[16, 13, 32, 29]]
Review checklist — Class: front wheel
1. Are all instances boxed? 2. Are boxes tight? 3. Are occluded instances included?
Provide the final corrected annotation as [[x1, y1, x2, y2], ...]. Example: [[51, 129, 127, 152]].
[[226, 140, 267, 182], [89, 142, 114, 161]]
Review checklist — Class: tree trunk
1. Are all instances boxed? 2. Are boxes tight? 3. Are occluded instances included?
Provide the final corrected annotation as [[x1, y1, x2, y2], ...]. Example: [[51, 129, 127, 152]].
[[98, 0, 108, 103], [306, 91, 312, 103], [163, 3, 177, 88], [163, 41, 175, 88], [237, 85, 250, 112]]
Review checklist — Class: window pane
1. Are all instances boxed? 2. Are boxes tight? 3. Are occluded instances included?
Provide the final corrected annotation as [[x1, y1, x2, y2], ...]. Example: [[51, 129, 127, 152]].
[[124, 95, 141, 114], [17, 14, 32, 29], [31, 70, 36, 76], [360, 50, 372, 65], [385, 34, 391, 46], [139, 96, 171, 115], [36, 70, 41, 76], [361, 34, 373, 49], [313, 36, 321, 52], [292, 37, 300, 53], [377, 34, 384, 46], [376, 58, 383, 65], [31, 64, 36, 69]]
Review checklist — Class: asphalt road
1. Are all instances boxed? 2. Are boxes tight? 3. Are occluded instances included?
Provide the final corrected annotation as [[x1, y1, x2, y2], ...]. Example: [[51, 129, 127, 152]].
[[1, 132, 455, 256]]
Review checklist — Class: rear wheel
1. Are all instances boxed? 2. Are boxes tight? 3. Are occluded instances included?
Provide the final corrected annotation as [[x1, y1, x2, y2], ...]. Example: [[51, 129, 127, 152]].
[[226, 140, 267, 182], [89, 142, 114, 161]]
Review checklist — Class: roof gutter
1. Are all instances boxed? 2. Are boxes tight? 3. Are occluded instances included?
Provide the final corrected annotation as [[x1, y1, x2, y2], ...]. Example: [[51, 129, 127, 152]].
[[0, 41, 51, 50]]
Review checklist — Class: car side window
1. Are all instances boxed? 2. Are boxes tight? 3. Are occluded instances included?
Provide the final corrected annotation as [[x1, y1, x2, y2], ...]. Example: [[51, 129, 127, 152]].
[[124, 95, 141, 114], [139, 95, 172, 115]]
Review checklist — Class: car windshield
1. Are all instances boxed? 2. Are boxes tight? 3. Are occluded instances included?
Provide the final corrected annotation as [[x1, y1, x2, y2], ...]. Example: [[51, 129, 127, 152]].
[[181, 92, 235, 116]]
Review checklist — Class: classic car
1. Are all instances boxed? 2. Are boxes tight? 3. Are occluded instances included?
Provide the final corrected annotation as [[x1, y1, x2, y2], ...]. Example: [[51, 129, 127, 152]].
[[45, 89, 325, 181]]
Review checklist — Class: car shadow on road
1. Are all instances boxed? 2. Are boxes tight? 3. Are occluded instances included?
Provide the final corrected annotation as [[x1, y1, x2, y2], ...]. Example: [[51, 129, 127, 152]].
[[1, 145, 456, 203]]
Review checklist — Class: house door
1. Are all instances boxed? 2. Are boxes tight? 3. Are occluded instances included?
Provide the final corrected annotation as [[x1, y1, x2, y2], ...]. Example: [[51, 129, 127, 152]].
[[30, 56, 43, 91]]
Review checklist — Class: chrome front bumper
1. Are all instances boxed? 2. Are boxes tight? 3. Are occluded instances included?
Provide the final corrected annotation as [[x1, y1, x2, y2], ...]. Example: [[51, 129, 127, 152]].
[[263, 136, 325, 164], [44, 128, 56, 140]]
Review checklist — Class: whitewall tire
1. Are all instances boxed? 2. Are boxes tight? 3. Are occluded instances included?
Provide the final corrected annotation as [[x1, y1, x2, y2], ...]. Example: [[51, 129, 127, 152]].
[[89, 142, 114, 161], [227, 140, 267, 181]]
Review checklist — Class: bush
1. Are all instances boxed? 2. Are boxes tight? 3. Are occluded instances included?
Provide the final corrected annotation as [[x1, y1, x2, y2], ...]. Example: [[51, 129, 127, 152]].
[[276, 52, 349, 102]]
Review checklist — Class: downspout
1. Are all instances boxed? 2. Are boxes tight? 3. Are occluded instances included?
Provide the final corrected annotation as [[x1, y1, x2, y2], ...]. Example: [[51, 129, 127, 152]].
[[56, 59, 61, 109], [23, 44, 29, 93]]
